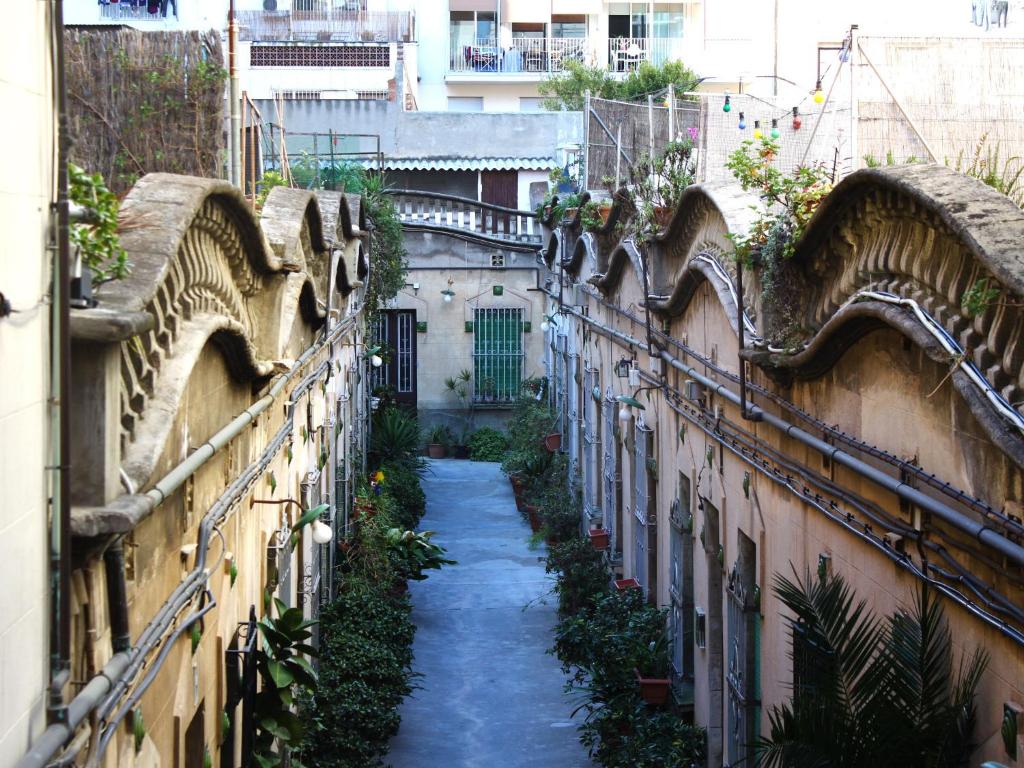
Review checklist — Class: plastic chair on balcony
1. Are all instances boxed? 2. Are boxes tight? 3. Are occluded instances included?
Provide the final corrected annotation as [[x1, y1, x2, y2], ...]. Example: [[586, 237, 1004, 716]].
[[624, 42, 643, 71]]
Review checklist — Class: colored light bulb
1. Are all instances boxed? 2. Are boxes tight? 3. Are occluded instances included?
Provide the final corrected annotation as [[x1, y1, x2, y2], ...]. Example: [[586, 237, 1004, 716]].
[[813, 80, 824, 104], [792, 106, 802, 130], [723, 94, 731, 113], [738, 111, 746, 130], [770, 119, 780, 139], [753, 120, 762, 139]]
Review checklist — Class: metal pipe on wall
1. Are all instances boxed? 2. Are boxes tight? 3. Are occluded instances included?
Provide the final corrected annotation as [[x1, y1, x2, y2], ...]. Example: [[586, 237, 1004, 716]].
[[228, 0, 241, 186], [550, 295, 1024, 569], [50, 0, 72, 724]]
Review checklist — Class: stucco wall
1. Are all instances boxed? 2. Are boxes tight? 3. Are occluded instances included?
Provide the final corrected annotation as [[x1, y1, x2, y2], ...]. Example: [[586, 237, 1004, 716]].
[[0, 4, 53, 764]]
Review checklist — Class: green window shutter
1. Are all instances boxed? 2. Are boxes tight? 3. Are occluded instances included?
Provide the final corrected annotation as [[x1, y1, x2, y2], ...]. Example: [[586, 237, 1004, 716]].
[[473, 307, 523, 402]]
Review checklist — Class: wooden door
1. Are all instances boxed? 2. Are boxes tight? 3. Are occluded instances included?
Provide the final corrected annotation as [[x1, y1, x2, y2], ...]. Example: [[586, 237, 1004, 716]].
[[481, 170, 517, 234], [371, 310, 418, 409]]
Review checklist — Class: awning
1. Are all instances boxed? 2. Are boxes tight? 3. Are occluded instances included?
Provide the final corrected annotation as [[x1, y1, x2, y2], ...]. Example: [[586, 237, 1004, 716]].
[[362, 156, 559, 172]]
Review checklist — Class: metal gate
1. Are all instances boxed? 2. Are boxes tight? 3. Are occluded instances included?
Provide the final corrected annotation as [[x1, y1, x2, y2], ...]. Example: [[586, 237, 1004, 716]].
[[582, 367, 600, 521], [633, 415, 653, 594], [726, 539, 758, 766], [223, 606, 258, 768], [602, 387, 618, 555], [669, 479, 695, 691], [567, 351, 580, 483]]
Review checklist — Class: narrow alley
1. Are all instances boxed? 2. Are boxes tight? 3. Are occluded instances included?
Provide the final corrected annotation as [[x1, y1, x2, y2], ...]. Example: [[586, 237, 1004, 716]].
[[388, 460, 593, 768]]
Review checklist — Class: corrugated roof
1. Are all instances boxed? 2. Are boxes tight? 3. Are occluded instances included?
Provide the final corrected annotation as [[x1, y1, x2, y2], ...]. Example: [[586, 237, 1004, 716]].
[[361, 156, 559, 172]]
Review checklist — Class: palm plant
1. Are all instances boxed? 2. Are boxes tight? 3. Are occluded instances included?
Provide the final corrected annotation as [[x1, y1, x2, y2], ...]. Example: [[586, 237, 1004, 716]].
[[368, 407, 423, 470], [756, 569, 988, 768]]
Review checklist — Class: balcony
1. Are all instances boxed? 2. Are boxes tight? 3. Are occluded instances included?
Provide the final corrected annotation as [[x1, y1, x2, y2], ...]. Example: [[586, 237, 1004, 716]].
[[448, 37, 588, 79], [607, 37, 686, 71], [236, 10, 415, 43]]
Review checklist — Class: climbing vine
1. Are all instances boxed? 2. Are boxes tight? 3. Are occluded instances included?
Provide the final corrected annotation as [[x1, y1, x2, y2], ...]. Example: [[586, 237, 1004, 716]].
[[68, 163, 130, 284]]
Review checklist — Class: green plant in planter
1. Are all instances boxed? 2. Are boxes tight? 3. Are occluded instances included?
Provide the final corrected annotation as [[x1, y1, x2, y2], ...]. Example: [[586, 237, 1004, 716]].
[[579, 199, 607, 232], [253, 598, 318, 767], [629, 138, 698, 239], [443, 369, 474, 445], [426, 423, 454, 450], [69, 163, 130, 285], [725, 137, 832, 346], [385, 528, 456, 581], [546, 536, 610, 615]]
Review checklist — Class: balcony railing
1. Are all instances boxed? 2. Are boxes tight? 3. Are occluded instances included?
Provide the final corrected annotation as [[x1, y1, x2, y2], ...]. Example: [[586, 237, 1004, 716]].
[[607, 37, 682, 71], [387, 190, 542, 247], [98, 2, 178, 22], [449, 37, 588, 75], [237, 10, 415, 43]]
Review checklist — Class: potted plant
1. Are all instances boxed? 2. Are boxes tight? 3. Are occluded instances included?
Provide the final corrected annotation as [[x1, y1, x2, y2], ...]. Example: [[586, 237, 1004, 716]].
[[426, 424, 451, 459], [630, 137, 697, 239], [543, 432, 562, 452], [579, 199, 613, 232], [444, 369, 474, 457], [525, 503, 542, 533], [634, 633, 672, 705], [589, 524, 609, 550]]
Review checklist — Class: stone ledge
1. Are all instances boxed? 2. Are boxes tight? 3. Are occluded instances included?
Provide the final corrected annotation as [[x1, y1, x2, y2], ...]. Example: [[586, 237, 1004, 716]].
[[71, 494, 155, 538], [70, 307, 154, 342]]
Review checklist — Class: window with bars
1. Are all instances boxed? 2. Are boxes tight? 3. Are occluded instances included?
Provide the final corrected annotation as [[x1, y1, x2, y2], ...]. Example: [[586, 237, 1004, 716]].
[[396, 312, 413, 393], [633, 416, 654, 594], [356, 89, 389, 100], [472, 308, 523, 402], [250, 44, 391, 67], [274, 89, 323, 100], [792, 621, 834, 705]]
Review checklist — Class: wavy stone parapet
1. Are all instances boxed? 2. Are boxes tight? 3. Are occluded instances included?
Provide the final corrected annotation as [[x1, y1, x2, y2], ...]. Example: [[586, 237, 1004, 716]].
[[551, 165, 1024, 466], [70, 173, 362, 494]]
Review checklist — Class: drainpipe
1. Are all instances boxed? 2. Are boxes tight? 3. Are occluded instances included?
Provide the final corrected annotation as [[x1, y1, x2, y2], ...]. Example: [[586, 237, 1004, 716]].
[[49, 0, 72, 725], [228, 0, 241, 187], [103, 543, 131, 654]]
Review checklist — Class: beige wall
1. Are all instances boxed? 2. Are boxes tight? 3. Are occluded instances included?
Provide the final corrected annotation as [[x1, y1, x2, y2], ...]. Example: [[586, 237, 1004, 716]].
[[0, 4, 53, 764], [394, 267, 545, 422], [561, 238, 1024, 764]]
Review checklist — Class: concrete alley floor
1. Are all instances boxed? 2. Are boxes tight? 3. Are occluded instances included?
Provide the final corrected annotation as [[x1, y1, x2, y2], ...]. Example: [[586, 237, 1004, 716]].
[[387, 459, 594, 768]]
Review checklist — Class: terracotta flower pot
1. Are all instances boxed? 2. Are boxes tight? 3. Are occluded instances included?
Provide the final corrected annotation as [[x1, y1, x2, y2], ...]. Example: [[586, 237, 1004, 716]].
[[427, 443, 445, 459], [653, 205, 673, 230], [543, 433, 562, 452], [614, 577, 641, 591], [634, 668, 671, 705], [589, 528, 609, 550], [525, 504, 542, 533], [598, 204, 612, 224]]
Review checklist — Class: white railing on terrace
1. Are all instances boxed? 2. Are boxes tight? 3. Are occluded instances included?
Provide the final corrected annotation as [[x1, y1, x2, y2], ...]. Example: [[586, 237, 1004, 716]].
[[98, 3, 178, 22], [607, 37, 682, 71], [237, 10, 415, 42], [388, 190, 541, 245], [449, 37, 588, 74]]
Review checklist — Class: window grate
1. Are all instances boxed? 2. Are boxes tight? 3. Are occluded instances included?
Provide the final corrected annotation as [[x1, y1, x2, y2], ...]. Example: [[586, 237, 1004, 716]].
[[472, 307, 523, 403], [274, 89, 323, 100], [250, 44, 391, 68], [397, 312, 413, 393], [356, 89, 389, 100]]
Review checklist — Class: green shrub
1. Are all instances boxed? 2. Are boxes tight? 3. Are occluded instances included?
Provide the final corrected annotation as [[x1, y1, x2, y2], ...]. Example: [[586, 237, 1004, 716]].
[[546, 536, 610, 615], [538, 484, 583, 543], [369, 407, 422, 469], [379, 462, 426, 530], [299, 583, 415, 768], [467, 427, 509, 462]]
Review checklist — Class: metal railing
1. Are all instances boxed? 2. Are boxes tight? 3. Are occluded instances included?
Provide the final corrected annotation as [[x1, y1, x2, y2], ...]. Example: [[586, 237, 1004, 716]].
[[387, 189, 542, 245], [607, 37, 681, 71], [237, 9, 415, 42], [98, 2, 178, 22], [449, 36, 588, 74]]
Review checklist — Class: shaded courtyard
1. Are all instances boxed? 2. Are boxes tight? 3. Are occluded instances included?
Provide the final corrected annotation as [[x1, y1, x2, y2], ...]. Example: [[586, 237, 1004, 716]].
[[388, 459, 593, 768]]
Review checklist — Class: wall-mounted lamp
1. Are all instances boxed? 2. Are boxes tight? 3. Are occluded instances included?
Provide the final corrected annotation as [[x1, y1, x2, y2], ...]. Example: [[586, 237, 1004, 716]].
[[311, 518, 333, 544], [441, 276, 455, 303], [540, 313, 556, 332], [614, 358, 633, 378], [366, 344, 383, 368], [615, 394, 645, 422]]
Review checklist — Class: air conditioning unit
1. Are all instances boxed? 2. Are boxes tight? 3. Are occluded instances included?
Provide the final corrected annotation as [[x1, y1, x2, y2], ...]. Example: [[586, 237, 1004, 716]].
[[684, 379, 705, 402]]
